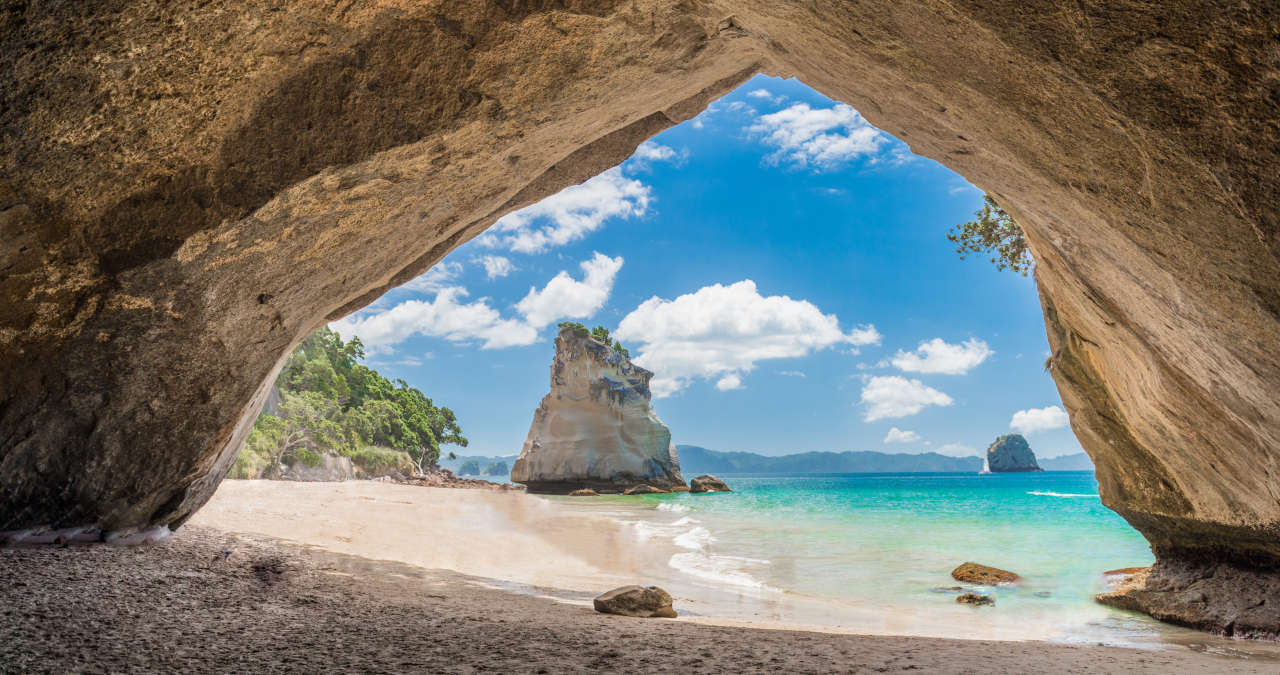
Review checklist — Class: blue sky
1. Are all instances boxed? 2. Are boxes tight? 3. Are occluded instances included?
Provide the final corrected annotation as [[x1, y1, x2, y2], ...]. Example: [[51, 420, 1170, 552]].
[[333, 75, 1083, 460]]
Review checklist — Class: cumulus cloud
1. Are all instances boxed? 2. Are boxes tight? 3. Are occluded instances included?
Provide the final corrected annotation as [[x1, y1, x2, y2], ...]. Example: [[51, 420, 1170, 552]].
[[627, 142, 686, 170], [860, 376, 953, 421], [400, 261, 463, 293], [478, 168, 652, 254], [749, 103, 886, 171], [716, 373, 744, 391], [891, 337, 993, 375], [1010, 405, 1070, 434], [747, 88, 773, 99], [515, 253, 624, 329], [883, 427, 921, 444], [332, 254, 621, 352], [331, 287, 537, 351], [614, 280, 878, 397], [476, 255, 514, 280]]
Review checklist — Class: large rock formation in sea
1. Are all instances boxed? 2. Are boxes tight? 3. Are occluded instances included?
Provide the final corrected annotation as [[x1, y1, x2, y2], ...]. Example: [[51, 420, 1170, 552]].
[[3, 0, 1278, 635], [511, 327, 683, 493], [985, 435, 1043, 473]]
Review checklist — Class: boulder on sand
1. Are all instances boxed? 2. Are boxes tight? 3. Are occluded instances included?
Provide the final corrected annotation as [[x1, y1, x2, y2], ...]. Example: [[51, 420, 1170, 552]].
[[951, 562, 1020, 585], [568, 489, 599, 497], [623, 484, 668, 495], [689, 475, 731, 493], [593, 585, 677, 618], [957, 592, 994, 606]]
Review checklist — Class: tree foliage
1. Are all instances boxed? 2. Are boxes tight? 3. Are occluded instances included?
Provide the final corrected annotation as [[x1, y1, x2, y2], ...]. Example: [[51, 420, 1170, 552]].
[[458, 460, 481, 476], [558, 321, 630, 359], [946, 195, 1034, 276], [233, 327, 467, 478], [484, 461, 509, 476]]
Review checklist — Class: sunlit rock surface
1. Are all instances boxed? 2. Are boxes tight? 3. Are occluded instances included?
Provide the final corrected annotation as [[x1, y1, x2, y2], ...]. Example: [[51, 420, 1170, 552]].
[[2, 0, 1278, 635], [511, 328, 682, 493], [985, 435, 1042, 473]]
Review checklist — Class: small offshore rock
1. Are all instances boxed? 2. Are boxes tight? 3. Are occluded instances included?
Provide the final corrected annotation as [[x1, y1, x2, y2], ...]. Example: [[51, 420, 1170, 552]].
[[985, 434, 1043, 472], [957, 592, 994, 606], [568, 489, 599, 497], [593, 585, 677, 618], [669, 484, 690, 493], [623, 484, 668, 495], [689, 475, 731, 493], [951, 562, 1020, 585]]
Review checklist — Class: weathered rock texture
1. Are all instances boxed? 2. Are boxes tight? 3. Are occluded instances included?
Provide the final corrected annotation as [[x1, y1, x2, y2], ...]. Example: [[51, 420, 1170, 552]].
[[511, 328, 683, 493], [951, 562, 1020, 586], [593, 585, 677, 619], [689, 475, 731, 493], [985, 435, 1043, 473], [1, 0, 1278, 634]]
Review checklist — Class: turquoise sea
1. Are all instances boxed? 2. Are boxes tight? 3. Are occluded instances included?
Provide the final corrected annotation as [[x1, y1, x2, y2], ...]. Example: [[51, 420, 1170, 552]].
[[545, 471, 1217, 647]]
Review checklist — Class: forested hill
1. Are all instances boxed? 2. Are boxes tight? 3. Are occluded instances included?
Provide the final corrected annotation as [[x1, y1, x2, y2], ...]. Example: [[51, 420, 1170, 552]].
[[677, 445, 984, 474], [232, 328, 467, 479]]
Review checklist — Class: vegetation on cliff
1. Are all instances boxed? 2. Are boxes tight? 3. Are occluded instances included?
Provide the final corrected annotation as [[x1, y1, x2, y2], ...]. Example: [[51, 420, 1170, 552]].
[[947, 195, 1033, 275], [231, 328, 467, 478], [558, 322, 630, 358]]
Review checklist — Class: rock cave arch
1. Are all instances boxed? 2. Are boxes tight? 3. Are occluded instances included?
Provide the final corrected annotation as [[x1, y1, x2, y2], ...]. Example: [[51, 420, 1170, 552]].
[[2, 0, 1277, 634]]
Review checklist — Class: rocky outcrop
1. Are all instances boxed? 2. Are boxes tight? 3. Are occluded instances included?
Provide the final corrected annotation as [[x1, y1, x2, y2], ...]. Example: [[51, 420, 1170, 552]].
[[593, 585, 677, 619], [956, 592, 994, 607], [951, 563, 1020, 585], [279, 454, 356, 482], [622, 485, 669, 495], [511, 327, 683, 493], [689, 475, 731, 493], [985, 435, 1043, 473], [2, 0, 1279, 635], [568, 489, 599, 497]]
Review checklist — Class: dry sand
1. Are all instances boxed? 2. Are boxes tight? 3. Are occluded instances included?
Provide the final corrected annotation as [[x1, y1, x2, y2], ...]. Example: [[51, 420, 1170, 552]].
[[3, 480, 1277, 673]]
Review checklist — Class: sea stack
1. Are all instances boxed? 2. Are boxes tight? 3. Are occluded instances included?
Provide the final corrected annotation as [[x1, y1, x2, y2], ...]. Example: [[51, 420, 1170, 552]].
[[511, 326, 683, 493], [986, 434, 1044, 472]]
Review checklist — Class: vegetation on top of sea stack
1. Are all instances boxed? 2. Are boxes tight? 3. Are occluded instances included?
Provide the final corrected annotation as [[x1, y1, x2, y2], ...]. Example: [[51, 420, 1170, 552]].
[[231, 327, 467, 478], [947, 194, 1034, 275], [558, 321, 630, 358]]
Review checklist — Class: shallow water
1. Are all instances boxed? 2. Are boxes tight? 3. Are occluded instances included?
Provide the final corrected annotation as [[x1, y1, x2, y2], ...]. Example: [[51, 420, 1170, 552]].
[[535, 471, 1271, 652]]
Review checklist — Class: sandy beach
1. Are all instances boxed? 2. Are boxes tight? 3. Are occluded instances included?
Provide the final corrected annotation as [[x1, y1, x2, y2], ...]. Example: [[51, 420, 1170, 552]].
[[4, 480, 1278, 673]]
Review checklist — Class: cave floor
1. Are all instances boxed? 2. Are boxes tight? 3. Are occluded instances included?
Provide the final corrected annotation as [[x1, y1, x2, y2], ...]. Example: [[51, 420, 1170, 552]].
[[0, 526, 1270, 674]]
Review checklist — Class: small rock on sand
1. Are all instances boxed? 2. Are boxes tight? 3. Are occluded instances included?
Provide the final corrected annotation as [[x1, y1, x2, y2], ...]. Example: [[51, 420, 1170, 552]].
[[689, 475, 731, 493], [957, 592, 994, 606], [951, 562, 1020, 585], [623, 485, 668, 495], [593, 585, 677, 618], [568, 489, 599, 496]]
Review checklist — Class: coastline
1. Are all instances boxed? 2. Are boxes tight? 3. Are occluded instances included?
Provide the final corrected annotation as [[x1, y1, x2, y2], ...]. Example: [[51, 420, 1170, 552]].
[[4, 522, 1275, 673]]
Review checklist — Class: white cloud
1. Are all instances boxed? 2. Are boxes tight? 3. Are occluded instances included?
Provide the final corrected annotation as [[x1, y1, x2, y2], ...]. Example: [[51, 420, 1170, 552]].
[[400, 261, 463, 293], [1010, 405, 1070, 434], [935, 443, 978, 458], [479, 168, 651, 254], [749, 103, 886, 171], [777, 370, 806, 378], [747, 88, 773, 99], [515, 253, 623, 329], [333, 254, 621, 352], [331, 287, 537, 351], [476, 255, 514, 280], [627, 142, 685, 170], [883, 427, 921, 444], [891, 338, 993, 375], [860, 376, 953, 421], [715, 373, 743, 391], [614, 280, 878, 397]]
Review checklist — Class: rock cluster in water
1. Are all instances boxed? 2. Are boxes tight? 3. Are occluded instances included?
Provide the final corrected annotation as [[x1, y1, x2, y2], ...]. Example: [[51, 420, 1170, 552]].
[[689, 475, 731, 493], [985, 435, 1043, 473], [511, 327, 683, 494]]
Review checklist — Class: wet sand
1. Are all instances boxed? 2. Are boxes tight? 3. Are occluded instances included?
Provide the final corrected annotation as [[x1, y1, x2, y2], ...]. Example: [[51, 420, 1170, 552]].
[[3, 480, 1277, 673]]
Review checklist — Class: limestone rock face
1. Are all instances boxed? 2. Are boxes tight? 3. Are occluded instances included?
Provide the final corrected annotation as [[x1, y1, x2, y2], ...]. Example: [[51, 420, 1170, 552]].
[[511, 328, 683, 493], [2, 0, 1279, 635], [985, 435, 1043, 473]]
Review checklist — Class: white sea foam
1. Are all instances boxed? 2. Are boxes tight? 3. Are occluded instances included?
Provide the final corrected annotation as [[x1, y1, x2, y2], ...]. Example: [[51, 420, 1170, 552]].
[[669, 551, 776, 591], [656, 503, 690, 513], [673, 525, 713, 551], [1027, 491, 1100, 498]]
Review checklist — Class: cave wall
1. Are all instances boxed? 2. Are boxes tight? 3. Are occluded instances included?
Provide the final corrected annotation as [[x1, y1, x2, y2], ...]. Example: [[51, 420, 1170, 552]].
[[2, 0, 1277, 590]]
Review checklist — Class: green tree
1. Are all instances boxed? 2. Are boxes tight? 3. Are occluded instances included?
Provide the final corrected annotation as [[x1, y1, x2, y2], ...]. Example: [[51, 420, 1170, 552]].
[[946, 194, 1033, 275]]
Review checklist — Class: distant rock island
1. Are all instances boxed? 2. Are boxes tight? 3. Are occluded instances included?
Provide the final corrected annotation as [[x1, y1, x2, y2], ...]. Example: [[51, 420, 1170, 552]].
[[511, 325, 683, 493], [986, 434, 1043, 472]]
